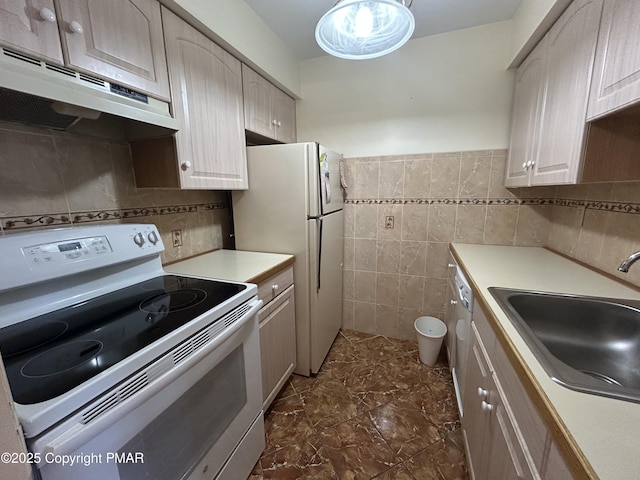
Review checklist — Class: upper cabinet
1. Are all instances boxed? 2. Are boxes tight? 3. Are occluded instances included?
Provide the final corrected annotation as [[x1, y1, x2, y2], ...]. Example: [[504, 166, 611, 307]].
[[131, 8, 248, 190], [54, 0, 170, 101], [533, 0, 602, 185], [505, 0, 603, 187], [507, 0, 640, 187], [505, 40, 545, 187], [242, 64, 297, 144], [0, 0, 64, 64], [587, 0, 640, 119], [0, 0, 170, 101]]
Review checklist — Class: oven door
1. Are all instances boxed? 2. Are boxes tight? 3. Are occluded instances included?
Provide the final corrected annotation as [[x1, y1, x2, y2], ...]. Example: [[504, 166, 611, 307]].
[[31, 298, 264, 480]]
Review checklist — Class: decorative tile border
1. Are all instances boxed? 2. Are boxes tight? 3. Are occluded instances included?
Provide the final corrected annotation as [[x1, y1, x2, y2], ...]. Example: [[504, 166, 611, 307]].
[[2, 214, 71, 230], [203, 203, 228, 211], [121, 205, 198, 219], [345, 198, 556, 206], [72, 210, 121, 224], [585, 201, 640, 214], [345, 197, 640, 214], [0, 202, 229, 233]]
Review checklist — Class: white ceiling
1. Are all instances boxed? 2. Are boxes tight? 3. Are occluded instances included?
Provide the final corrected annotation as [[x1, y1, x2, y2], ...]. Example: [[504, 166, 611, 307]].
[[244, 0, 524, 61]]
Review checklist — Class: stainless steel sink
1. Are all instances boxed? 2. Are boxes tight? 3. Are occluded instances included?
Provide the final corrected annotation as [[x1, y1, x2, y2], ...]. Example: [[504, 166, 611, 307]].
[[489, 287, 640, 403]]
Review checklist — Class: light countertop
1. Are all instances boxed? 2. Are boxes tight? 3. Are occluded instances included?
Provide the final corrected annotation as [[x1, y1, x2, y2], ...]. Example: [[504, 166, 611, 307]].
[[164, 249, 295, 284], [451, 244, 640, 480]]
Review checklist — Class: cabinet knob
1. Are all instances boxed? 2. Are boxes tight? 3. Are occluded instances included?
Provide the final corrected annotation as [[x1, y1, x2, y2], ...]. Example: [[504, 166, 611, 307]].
[[181, 161, 192, 170], [477, 387, 488, 398], [69, 20, 84, 34], [271, 119, 278, 126], [447, 263, 455, 268], [39, 7, 56, 22], [450, 299, 457, 305], [481, 400, 493, 413], [522, 162, 527, 170], [272, 284, 279, 295], [277, 121, 282, 127]]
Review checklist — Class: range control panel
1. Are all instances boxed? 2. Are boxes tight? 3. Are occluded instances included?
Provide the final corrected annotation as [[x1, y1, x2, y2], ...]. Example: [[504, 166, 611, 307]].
[[23, 236, 113, 266], [0, 224, 165, 294], [131, 227, 160, 249]]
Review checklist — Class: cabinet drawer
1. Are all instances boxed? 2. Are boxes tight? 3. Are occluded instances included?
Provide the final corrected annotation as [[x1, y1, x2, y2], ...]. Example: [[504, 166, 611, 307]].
[[257, 266, 294, 307]]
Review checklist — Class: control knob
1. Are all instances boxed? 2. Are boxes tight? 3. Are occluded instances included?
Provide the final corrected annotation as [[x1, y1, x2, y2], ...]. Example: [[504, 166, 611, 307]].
[[147, 231, 159, 245], [133, 232, 145, 247]]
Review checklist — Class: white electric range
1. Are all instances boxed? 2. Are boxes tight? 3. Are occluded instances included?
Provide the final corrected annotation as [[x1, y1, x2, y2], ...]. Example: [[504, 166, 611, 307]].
[[0, 224, 264, 480]]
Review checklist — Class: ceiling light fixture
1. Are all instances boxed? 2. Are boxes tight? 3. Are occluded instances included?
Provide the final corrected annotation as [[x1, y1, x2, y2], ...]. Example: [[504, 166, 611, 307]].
[[315, 0, 415, 60]]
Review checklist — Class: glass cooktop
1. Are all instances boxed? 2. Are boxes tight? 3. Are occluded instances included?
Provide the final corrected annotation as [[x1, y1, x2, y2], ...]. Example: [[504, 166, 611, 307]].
[[0, 275, 245, 405]]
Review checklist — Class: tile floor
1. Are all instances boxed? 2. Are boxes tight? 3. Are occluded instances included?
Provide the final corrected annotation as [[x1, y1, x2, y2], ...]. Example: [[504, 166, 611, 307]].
[[250, 329, 469, 480]]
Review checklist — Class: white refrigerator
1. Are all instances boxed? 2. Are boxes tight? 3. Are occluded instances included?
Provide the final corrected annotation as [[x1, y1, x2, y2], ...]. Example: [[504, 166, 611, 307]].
[[232, 142, 344, 376]]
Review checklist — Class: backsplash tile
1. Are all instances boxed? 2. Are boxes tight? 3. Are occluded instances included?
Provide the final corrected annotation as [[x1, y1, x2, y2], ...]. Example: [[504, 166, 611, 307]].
[[6, 119, 640, 341], [0, 121, 230, 264], [0, 127, 68, 217], [343, 150, 640, 340]]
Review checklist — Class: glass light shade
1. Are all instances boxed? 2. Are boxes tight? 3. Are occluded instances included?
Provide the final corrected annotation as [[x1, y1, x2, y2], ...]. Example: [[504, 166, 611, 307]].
[[315, 0, 415, 60]]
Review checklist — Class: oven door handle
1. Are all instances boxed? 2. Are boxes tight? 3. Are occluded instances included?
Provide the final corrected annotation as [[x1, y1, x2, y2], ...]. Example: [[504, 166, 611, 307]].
[[38, 297, 262, 459]]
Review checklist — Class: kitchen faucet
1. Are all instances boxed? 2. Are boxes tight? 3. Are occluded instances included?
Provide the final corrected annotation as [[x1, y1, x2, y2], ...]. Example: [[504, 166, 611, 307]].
[[618, 251, 640, 272]]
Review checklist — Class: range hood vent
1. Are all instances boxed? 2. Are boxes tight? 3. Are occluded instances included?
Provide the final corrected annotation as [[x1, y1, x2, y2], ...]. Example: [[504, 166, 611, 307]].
[[0, 87, 78, 130], [0, 47, 179, 131]]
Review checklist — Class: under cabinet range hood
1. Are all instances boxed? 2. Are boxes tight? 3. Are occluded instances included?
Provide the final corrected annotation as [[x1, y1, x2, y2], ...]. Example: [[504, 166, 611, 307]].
[[0, 47, 179, 131]]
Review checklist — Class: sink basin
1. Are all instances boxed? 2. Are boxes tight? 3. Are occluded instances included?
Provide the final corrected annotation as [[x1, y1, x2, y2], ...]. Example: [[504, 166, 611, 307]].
[[489, 287, 640, 404]]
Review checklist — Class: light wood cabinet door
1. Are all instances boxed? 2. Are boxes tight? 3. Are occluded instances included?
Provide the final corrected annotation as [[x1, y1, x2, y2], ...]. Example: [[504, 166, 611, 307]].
[[259, 284, 296, 410], [505, 0, 602, 187], [272, 87, 297, 143], [463, 323, 537, 480], [54, 0, 170, 100], [162, 8, 248, 190], [242, 64, 296, 143], [484, 372, 536, 480], [243, 65, 273, 138], [505, 39, 545, 188], [531, 0, 602, 185], [461, 323, 493, 477], [0, 0, 63, 63], [588, 0, 640, 119]]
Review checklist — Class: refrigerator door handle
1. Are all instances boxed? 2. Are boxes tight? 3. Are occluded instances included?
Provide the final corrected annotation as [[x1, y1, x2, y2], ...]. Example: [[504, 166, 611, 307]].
[[316, 217, 323, 293]]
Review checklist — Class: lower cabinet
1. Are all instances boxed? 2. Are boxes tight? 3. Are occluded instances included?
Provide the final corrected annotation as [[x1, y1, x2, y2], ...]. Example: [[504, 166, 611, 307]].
[[461, 323, 493, 477], [461, 305, 572, 480], [256, 266, 296, 410], [463, 321, 536, 479]]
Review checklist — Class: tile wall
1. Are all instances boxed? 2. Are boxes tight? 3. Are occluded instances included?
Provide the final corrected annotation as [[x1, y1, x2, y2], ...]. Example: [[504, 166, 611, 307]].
[[0, 120, 231, 264], [548, 182, 640, 288], [341, 150, 640, 340], [4, 119, 640, 340]]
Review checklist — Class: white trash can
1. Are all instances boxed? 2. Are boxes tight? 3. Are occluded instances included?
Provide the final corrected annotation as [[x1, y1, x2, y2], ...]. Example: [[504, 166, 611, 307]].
[[414, 316, 447, 365]]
